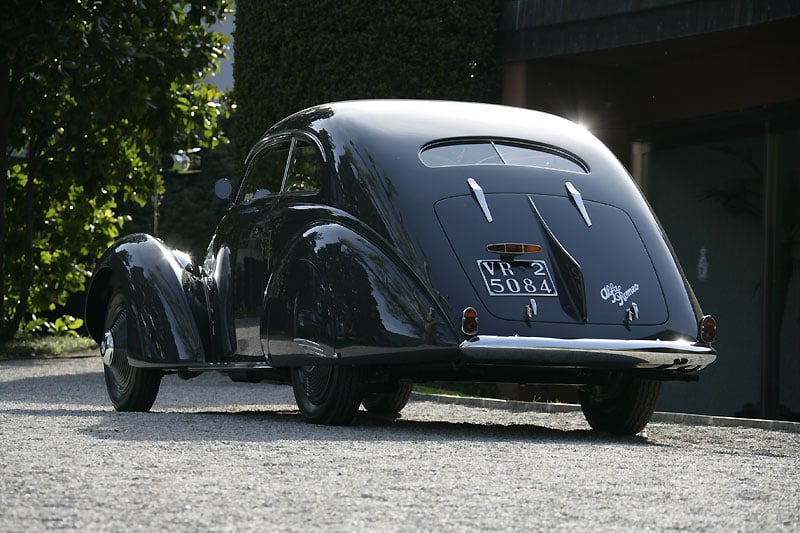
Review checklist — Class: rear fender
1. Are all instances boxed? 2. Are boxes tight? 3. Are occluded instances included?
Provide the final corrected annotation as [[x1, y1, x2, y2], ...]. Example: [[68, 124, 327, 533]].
[[85, 234, 208, 365], [265, 223, 459, 366]]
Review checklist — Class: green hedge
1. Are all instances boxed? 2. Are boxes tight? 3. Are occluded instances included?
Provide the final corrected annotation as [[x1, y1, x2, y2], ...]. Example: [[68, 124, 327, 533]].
[[233, 0, 500, 168]]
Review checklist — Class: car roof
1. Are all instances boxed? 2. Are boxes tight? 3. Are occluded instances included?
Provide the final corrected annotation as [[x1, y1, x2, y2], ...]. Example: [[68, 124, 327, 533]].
[[263, 100, 642, 222], [259, 100, 652, 284], [269, 99, 610, 164]]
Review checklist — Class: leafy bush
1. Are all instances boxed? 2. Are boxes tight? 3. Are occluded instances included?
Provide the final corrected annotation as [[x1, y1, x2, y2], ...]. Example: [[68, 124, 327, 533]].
[[24, 315, 85, 337], [0, 335, 97, 359], [0, 1, 231, 339]]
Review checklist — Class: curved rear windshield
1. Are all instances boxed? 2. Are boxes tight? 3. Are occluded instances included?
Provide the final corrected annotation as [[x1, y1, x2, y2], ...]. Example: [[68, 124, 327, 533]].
[[420, 140, 587, 174]]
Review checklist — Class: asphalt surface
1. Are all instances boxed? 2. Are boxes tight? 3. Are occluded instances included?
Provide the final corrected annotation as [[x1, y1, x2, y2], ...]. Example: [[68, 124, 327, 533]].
[[2, 355, 799, 531]]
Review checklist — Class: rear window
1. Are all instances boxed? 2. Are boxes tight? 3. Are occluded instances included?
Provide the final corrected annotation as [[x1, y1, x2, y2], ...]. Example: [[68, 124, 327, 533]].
[[420, 140, 587, 174]]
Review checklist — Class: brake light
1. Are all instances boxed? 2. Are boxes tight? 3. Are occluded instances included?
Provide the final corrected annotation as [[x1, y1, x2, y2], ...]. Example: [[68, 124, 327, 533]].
[[486, 243, 542, 255], [462, 307, 478, 336], [700, 315, 717, 344]]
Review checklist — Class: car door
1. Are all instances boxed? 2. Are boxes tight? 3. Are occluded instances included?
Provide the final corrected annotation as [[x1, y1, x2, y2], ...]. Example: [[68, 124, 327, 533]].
[[216, 137, 291, 356], [262, 136, 330, 360], [212, 134, 328, 358]]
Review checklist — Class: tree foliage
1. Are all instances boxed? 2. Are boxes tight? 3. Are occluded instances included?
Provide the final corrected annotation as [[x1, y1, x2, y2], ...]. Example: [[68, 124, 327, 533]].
[[122, 121, 234, 260], [233, 0, 500, 170], [0, 0, 232, 340]]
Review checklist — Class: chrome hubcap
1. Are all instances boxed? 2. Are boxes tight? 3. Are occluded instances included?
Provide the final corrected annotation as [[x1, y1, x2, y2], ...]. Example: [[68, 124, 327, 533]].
[[100, 330, 115, 366]]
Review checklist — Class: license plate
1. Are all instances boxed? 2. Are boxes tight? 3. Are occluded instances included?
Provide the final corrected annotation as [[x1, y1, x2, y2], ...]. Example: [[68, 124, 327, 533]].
[[477, 259, 558, 297]]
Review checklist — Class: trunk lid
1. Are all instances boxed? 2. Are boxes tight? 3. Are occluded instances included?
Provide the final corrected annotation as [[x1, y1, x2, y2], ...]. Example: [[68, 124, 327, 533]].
[[434, 190, 668, 326]]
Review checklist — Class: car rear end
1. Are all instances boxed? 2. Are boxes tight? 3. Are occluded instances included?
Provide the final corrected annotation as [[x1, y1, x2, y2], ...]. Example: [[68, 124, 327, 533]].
[[307, 100, 717, 433], [337, 102, 717, 377]]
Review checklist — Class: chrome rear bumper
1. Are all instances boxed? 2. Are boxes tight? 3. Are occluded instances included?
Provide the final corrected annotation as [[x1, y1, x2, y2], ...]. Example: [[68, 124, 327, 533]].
[[459, 335, 716, 371]]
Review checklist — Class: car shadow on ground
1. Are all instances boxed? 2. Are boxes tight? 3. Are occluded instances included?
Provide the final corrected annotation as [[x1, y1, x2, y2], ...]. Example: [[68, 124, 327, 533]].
[[1, 360, 656, 447], [61, 406, 656, 447]]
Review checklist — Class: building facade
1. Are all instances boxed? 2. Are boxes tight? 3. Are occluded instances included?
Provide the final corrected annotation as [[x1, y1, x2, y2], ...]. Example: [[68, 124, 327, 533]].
[[498, 0, 800, 419]]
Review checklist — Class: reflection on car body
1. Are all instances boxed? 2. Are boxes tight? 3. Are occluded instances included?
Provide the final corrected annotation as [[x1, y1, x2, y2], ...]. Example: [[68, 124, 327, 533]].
[[85, 100, 717, 434]]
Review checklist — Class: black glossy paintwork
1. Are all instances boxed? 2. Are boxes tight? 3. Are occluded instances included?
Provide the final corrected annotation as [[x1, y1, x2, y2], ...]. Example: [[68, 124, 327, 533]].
[[264, 221, 459, 366], [282, 101, 701, 344], [86, 100, 711, 375], [85, 234, 207, 364]]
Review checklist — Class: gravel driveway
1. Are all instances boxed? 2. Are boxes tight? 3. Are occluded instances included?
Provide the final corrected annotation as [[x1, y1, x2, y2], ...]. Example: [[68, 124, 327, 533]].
[[2, 356, 799, 531]]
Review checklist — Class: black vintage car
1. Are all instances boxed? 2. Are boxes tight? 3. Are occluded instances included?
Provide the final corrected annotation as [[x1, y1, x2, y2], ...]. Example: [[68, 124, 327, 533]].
[[85, 100, 717, 434]]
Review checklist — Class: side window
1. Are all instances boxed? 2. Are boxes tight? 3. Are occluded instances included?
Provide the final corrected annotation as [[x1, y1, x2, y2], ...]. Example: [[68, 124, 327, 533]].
[[283, 139, 323, 194], [237, 140, 291, 204]]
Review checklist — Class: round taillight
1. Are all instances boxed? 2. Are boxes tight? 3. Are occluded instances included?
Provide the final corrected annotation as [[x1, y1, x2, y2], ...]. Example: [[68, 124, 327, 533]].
[[461, 307, 478, 336], [700, 315, 717, 344]]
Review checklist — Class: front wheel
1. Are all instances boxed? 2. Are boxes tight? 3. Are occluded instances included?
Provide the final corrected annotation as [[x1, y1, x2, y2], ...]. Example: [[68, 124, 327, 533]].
[[291, 364, 366, 425], [101, 291, 162, 412], [579, 375, 661, 435]]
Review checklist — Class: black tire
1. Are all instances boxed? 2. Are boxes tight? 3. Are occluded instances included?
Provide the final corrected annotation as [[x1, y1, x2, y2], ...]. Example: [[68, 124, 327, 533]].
[[579, 375, 661, 435], [101, 291, 162, 412], [291, 364, 366, 425], [361, 382, 413, 414]]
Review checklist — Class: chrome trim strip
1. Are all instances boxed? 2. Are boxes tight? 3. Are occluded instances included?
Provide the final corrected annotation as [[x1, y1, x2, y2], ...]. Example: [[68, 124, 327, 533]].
[[565, 181, 592, 227], [467, 177, 493, 223], [186, 362, 274, 371], [128, 360, 274, 370], [459, 335, 716, 370], [294, 337, 335, 358]]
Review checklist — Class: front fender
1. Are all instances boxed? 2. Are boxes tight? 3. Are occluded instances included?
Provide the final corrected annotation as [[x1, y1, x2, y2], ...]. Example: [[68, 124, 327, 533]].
[[265, 223, 459, 366], [85, 233, 207, 365]]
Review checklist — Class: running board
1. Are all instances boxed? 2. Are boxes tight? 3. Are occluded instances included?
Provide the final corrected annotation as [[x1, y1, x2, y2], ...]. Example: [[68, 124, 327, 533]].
[[129, 359, 275, 371], [186, 362, 275, 372]]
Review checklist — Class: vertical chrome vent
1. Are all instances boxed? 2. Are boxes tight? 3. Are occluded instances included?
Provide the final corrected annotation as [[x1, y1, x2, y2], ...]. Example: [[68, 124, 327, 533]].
[[467, 177, 493, 223]]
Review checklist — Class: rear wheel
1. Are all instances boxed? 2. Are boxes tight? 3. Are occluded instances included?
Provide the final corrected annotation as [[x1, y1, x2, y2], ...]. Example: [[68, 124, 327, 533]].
[[362, 382, 413, 414], [579, 375, 661, 435], [101, 291, 162, 412], [291, 364, 366, 425]]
